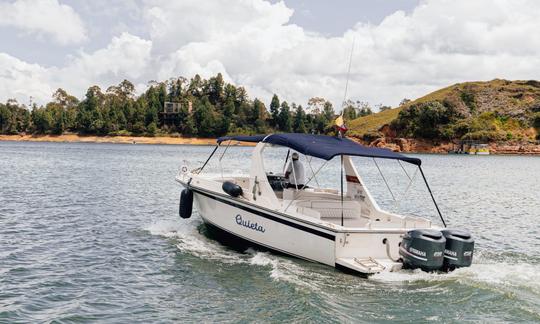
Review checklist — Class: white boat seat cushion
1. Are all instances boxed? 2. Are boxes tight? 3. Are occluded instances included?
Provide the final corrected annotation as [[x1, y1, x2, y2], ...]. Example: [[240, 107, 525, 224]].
[[295, 200, 360, 219]]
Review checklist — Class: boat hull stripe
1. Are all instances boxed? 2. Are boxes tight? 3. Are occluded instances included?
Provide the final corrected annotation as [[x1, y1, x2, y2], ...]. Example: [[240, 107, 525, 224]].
[[191, 188, 336, 241]]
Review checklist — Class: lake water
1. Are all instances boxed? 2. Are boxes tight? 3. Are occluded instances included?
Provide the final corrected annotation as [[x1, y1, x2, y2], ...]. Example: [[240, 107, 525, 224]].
[[1, 141, 539, 322]]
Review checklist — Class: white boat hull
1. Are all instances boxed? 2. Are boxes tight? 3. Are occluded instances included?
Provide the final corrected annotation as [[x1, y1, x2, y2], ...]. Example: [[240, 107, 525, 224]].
[[193, 188, 336, 266]]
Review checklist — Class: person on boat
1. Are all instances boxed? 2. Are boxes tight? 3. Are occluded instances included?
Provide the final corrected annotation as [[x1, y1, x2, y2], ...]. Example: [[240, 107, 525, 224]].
[[284, 152, 305, 189]]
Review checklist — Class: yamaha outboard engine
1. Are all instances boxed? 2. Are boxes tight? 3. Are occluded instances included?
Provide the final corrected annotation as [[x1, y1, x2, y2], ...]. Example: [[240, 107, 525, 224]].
[[441, 229, 474, 271], [399, 229, 446, 271]]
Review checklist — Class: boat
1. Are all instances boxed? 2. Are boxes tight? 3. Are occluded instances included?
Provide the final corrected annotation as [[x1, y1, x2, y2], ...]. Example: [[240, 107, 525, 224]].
[[176, 133, 474, 276], [471, 143, 490, 155], [449, 141, 490, 155]]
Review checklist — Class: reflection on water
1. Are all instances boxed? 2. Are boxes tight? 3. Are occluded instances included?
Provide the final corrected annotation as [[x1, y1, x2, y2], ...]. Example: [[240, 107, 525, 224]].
[[0, 141, 539, 322]]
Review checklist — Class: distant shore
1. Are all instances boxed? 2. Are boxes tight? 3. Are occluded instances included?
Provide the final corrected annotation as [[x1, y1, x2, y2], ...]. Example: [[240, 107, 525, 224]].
[[1, 134, 539, 154], [0, 134, 222, 146], [354, 136, 540, 155]]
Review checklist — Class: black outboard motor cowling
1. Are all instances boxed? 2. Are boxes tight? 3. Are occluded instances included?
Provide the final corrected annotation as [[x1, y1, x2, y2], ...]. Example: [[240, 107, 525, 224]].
[[441, 229, 474, 271], [399, 229, 446, 271]]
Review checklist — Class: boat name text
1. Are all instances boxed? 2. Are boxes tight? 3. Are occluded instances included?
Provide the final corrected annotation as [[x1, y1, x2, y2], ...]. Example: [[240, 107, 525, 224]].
[[235, 214, 265, 233]]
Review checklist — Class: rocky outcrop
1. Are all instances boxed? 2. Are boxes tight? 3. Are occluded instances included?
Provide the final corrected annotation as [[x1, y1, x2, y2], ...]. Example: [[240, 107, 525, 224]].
[[355, 136, 540, 154]]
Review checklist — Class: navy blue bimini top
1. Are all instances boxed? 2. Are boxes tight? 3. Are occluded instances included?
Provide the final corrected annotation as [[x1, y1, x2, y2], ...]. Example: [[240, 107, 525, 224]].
[[217, 133, 421, 166]]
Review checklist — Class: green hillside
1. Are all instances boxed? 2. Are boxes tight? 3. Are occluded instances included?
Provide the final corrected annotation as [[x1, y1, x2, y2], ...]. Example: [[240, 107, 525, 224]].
[[348, 79, 540, 141]]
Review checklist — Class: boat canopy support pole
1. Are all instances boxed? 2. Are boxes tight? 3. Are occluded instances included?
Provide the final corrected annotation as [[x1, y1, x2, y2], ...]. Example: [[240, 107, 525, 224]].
[[197, 144, 219, 174], [282, 149, 290, 173], [418, 166, 447, 227], [373, 158, 396, 201], [218, 140, 232, 179], [306, 156, 320, 188], [340, 155, 344, 227], [397, 160, 411, 180], [392, 167, 419, 211]]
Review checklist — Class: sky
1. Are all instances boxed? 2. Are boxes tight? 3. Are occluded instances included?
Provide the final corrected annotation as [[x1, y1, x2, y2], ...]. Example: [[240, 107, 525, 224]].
[[1, 0, 540, 110]]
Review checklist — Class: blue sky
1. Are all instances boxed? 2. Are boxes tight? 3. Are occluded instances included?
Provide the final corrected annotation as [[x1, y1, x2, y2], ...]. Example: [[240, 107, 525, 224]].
[[281, 0, 419, 35], [1, 0, 539, 109]]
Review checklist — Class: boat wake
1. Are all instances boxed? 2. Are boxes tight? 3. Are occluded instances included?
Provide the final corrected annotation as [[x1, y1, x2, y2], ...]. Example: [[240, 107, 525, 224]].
[[144, 215, 331, 290], [144, 216, 246, 264], [145, 215, 540, 314]]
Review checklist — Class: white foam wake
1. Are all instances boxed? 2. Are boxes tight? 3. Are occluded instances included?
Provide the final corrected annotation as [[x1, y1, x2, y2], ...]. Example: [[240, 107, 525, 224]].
[[145, 217, 247, 264], [146, 218, 540, 307]]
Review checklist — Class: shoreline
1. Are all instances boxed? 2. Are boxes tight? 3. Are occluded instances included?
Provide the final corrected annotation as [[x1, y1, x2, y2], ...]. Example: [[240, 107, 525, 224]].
[[354, 136, 540, 155], [1, 134, 539, 154], [0, 134, 222, 146]]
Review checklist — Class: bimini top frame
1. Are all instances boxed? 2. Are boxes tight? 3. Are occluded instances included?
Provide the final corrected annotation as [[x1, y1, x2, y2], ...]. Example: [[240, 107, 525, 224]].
[[217, 133, 421, 166]]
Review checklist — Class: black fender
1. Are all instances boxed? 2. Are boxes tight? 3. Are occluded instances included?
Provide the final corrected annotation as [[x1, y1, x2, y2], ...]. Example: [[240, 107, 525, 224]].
[[222, 181, 243, 197], [179, 188, 193, 219]]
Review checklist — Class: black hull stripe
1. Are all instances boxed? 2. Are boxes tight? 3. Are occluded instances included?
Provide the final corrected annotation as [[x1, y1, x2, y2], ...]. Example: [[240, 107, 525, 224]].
[[192, 188, 335, 241]]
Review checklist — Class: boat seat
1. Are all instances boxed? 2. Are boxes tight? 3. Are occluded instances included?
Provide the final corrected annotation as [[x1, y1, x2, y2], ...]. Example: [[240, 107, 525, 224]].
[[295, 200, 361, 219], [318, 208, 357, 219], [283, 188, 341, 201]]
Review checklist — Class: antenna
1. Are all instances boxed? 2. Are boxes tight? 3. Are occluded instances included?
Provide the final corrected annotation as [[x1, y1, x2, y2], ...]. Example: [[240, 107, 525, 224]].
[[341, 37, 356, 110]]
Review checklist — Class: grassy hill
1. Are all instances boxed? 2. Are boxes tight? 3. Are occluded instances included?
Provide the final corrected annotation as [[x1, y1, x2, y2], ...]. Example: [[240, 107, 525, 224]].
[[348, 79, 540, 141]]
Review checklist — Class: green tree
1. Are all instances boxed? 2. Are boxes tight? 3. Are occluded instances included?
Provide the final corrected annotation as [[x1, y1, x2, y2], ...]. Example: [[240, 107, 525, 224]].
[[533, 112, 540, 139], [31, 107, 53, 133], [0, 103, 12, 133], [269, 94, 280, 128], [193, 97, 217, 137], [293, 104, 307, 133], [391, 101, 460, 139], [206, 73, 224, 106], [77, 86, 104, 133], [278, 101, 292, 132]]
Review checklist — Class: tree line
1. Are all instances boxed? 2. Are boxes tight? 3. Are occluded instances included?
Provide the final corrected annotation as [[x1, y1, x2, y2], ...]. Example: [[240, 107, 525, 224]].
[[0, 73, 375, 137]]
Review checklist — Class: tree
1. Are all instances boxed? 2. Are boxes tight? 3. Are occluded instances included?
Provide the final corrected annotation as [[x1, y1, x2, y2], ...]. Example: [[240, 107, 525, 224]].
[[532, 112, 540, 139], [278, 101, 292, 132], [77, 86, 103, 133], [293, 104, 307, 133], [145, 86, 160, 127], [307, 97, 327, 114], [342, 100, 372, 120], [53, 88, 79, 107], [391, 101, 459, 139], [206, 73, 224, 106], [269, 94, 280, 128], [193, 97, 217, 137], [31, 107, 53, 133], [399, 98, 411, 106], [188, 74, 203, 97], [323, 101, 334, 121], [0, 103, 12, 133]]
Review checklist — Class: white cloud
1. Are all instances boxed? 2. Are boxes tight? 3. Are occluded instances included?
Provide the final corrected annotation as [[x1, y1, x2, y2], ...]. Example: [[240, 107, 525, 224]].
[[0, 53, 53, 103], [54, 32, 152, 93], [0, 0, 87, 45], [3, 0, 540, 109], [0, 32, 151, 103], [143, 0, 540, 108]]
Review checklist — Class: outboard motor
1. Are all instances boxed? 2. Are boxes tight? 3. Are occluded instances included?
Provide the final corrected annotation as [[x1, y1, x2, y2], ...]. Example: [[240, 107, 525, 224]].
[[399, 229, 446, 271], [441, 229, 474, 271], [222, 181, 243, 197]]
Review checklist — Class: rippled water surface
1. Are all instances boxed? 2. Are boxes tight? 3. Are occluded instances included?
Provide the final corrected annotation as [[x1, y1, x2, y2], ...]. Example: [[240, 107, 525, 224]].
[[1, 141, 539, 323]]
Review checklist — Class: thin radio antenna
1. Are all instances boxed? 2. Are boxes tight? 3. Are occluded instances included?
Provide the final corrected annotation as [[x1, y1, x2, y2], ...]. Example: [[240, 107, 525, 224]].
[[341, 36, 356, 109]]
